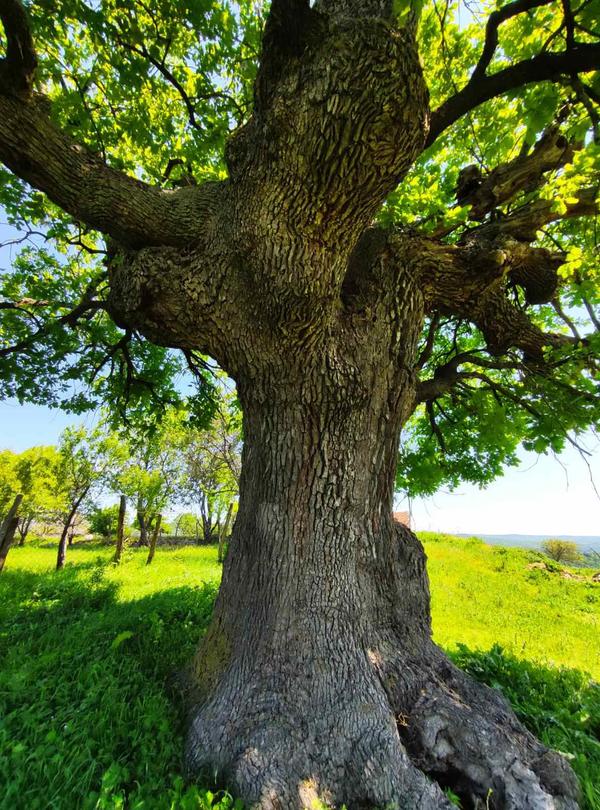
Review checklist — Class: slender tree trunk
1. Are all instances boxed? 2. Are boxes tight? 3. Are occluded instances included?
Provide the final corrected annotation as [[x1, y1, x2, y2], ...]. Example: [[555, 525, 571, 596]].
[[186, 363, 578, 808], [146, 513, 162, 565], [137, 508, 149, 546], [0, 493, 22, 573], [217, 501, 234, 564], [17, 515, 32, 546], [113, 495, 126, 564], [57, 491, 88, 570]]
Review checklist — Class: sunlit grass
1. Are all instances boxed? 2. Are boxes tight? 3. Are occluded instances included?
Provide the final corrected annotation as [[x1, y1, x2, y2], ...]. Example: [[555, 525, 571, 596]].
[[1, 534, 598, 809]]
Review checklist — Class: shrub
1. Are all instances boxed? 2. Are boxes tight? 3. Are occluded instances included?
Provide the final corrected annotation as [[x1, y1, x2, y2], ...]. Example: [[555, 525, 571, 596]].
[[88, 504, 121, 538], [541, 539, 583, 564]]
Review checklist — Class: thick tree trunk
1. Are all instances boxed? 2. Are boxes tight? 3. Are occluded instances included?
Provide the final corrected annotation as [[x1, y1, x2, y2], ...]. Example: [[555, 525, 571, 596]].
[[186, 370, 578, 809]]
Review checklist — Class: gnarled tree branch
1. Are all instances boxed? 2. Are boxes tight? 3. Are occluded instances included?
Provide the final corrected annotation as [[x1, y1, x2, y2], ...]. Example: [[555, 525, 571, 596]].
[[0, 2, 225, 248], [455, 125, 579, 220]]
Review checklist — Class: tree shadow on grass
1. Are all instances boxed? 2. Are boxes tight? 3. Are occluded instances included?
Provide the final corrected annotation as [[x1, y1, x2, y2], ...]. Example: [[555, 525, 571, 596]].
[[0, 560, 218, 810], [0, 560, 598, 809]]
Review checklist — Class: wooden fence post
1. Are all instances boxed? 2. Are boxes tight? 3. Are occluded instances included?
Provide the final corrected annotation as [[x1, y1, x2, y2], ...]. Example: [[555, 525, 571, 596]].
[[218, 501, 235, 563], [0, 493, 23, 573], [114, 495, 127, 563]]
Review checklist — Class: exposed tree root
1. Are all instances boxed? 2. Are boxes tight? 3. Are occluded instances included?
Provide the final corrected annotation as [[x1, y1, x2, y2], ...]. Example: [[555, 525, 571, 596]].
[[398, 655, 580, 810], [185, 643, 579, 810]]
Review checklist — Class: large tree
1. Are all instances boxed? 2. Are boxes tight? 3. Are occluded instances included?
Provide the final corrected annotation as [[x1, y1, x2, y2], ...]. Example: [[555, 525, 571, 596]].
[[0, 0, 599, 806]]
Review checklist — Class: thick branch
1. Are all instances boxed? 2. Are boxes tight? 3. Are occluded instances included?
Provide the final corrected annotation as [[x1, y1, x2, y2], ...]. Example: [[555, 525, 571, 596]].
[[427, 44, 600, 148], [393, 231, 576, 360], [0, 93, 225, 248], [455, 125, 578, 219], [0, 2, 225, 248], [465, 186, 598, 242]]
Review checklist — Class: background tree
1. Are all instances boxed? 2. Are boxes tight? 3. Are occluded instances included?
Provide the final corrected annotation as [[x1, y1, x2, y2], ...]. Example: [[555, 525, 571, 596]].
[[87, 502, 121, 538], [55, 426, 116, 569], [179, 394, 242, 544], [0, 0, 599, 807], [0, 447, 61, 542], [541, 538, 583, 564], [13, 446, 61, 544], [174, 512, 200, 540], [111, 412, 181, 545], [0, 450, 19, 518]]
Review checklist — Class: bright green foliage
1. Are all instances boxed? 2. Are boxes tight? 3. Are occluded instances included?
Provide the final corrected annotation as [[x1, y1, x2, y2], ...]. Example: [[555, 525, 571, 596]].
[[179, 395, 241, 540], [0, 446, 62, 538], [88, 503, 122, 538], [387, 0, 600, 494], [0, 0, 262, 429], [0, 449, 19, 516], [56, 426, 120, 527], [109, 408, 185, 535], [175, 512, 200, 538], [12, 446, 62, 538], [0, 535, 598, 808], [0, 246, 218, 428], [541, 538, 584, 563], [0, 0, 599, 490]]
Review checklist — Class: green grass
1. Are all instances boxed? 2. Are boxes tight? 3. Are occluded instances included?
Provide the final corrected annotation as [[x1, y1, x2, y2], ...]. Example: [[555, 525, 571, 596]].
[[0, 535, 598, 809]]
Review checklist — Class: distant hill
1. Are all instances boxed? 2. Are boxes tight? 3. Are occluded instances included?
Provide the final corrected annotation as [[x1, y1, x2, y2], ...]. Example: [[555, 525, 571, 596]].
[[457, 533, 600, 554]]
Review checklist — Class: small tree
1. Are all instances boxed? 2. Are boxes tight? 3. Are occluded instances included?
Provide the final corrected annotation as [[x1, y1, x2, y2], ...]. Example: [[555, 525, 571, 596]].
[[0, 450, 19, 518], [111, 414, 180, 546], [541, 539, 583, 564], [174, 512, 199, 539], [55, 427, 116, 570], [13, 446, 61, 544], [88, 503, 121, 538], [180, 398, 241, 544]]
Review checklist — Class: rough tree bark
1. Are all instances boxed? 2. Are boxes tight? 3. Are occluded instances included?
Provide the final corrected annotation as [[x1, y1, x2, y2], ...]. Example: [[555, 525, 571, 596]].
[[0, 0, 595, 806]]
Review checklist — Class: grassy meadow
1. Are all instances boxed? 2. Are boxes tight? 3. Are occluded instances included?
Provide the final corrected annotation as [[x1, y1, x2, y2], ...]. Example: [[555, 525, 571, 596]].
[[0, 535, 598, 809]]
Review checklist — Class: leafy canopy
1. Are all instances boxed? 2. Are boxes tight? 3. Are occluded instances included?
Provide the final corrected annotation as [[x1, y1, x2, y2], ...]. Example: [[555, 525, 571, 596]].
[[0, 0, 599, 493]]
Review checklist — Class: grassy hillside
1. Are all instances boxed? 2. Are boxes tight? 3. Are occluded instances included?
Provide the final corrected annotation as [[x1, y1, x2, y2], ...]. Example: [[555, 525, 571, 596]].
[[0, 536, 598, 809]]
